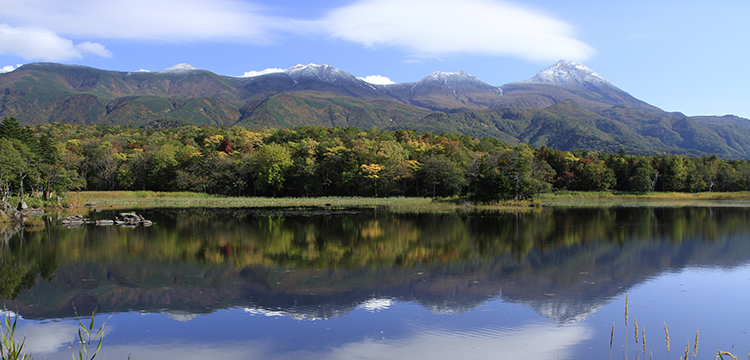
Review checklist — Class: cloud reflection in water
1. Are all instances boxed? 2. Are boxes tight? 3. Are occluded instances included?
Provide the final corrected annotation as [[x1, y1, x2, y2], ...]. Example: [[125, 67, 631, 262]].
[[15, 314, 590, 360], [18, 322, 80, 355], [92, 322, 590, 360], [318, 322, 592, 360]]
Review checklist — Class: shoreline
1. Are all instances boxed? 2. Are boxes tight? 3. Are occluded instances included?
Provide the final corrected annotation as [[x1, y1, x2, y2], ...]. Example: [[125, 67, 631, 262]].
[[54, 190, 750, 212]]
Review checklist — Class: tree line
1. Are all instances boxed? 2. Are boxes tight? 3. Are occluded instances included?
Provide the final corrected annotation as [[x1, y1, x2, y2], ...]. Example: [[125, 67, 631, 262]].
[[2, 116, 750, 205]]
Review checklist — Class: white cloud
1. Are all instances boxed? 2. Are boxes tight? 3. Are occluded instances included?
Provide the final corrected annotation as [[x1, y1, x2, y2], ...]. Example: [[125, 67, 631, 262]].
[[0, 24, 111, 61], [321, 0, 594, 62], [241, 68, 285, 77], [75, 42, 113, 58], [0, 0, 276, 42], [0, 64, 21, 73], [0, 0, 593, 63], [359, 75, 396, 85]]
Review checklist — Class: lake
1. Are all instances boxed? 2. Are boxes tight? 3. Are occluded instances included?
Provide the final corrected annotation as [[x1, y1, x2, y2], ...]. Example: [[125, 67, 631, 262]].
[[2, 206, 750, 360]]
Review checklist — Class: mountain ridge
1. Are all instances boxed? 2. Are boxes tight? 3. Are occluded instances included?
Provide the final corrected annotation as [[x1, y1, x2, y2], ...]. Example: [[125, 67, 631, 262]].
[[2, 60, 750, 158]]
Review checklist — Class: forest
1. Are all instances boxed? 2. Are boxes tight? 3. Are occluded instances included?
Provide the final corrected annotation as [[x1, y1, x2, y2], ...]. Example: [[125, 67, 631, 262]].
[[1, 116, 749, 207]]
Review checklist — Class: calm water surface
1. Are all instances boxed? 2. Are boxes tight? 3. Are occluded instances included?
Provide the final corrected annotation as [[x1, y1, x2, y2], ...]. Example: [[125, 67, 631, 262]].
[[2, 207, 750, 359]]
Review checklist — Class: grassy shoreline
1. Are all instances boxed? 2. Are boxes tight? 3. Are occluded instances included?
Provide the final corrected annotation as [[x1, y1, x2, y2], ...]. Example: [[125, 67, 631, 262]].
[[56, 190, 750, 211], [66, 191, 457, 211], [539, 191, 750, 207]]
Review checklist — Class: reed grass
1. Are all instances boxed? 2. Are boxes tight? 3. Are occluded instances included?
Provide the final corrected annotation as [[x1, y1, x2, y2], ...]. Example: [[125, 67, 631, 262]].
[[625, 292, 629, 360], [0, 311, 28, 360], [609, 322, 614, 360], [72, 309, 108, 360], [715, 350, 738, 360], [1, 309, 109, 360], [625, 292, 629, 326], [635, 317, 639, 344], [608, 294, 742, 360], [693, 329, 699, 359]]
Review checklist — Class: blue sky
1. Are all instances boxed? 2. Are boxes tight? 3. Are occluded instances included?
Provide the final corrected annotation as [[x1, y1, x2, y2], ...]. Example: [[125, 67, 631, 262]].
[[1, 0, 748, 118]]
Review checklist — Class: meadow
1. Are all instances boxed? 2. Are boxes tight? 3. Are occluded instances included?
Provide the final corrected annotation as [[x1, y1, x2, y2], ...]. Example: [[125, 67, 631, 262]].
[[59, 190, 750, 212]]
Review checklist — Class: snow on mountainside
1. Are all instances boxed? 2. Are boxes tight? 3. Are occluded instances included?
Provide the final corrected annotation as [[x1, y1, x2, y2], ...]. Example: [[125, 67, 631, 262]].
[[374, 70, 503, 112], [283, 63, 360, 84], [413, 70, 501, 93], [419, 70, 483, 84], [158, 63, 200, 74], [242, 63, 364, 84], [523, 60, 609, 88], [405, 70, 502, 93]]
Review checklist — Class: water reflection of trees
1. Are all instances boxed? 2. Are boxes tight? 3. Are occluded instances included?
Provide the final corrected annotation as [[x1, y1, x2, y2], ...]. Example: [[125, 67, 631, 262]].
[[0, 225, 58, 299], [3, 207, 750, 319], [5, 207, 750, 274]]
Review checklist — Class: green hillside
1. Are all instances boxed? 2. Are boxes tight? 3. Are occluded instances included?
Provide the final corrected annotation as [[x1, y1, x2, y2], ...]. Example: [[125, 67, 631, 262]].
[[3, 62, 750, 158]]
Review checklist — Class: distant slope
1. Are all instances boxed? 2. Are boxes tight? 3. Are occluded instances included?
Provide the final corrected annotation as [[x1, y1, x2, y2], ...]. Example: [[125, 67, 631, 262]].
[[236, 91, 433, 129], [380, 71, 504, 112], [389, 100, 750, 158]]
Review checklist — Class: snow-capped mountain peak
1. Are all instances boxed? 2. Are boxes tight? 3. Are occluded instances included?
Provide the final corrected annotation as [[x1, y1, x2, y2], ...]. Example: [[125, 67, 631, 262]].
[[158, 63, 200, 74], [412, 70, 501, 95], [283, 63, 357, 84], [524, 60, 608, 88], [420, 70, 478, 84]]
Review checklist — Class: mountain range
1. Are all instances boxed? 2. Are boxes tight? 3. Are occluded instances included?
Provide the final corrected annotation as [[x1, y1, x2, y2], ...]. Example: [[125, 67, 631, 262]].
[[2, 60, 750, 158]]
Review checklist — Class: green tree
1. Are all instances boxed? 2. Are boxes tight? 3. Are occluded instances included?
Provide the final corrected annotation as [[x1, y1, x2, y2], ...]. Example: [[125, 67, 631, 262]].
[[146, 144, 179, 191], [0, 117, 23, 140], [419, 155, 467, 197], [627, 160, 655, 192], [0, 138, 25, 201], [81, 142, 120, 190], [570, 156, 616, 191], [658, 155, 689, 192], [253, 143, 293, 196]]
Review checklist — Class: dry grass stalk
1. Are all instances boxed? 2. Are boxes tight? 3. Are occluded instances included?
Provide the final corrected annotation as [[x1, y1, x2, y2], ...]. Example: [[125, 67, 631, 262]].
[[693, 329, 698, 358], [624, 292, 629, 360], [642, 326, 646, 354], [664, 322, 670, 353], [714, 351, 738, 360], [609, 322, 614, 360], [625, 292, 629, 326], [634, 317, 639, 344], [684, 340, 689, 360]]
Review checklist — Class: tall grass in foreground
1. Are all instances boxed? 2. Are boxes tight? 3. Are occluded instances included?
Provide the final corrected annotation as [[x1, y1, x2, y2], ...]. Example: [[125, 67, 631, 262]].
[[612, 294, 744, 360], [0, 312, 27, 360], [0, 310, 107, 360], [73, 309, 108, 360]]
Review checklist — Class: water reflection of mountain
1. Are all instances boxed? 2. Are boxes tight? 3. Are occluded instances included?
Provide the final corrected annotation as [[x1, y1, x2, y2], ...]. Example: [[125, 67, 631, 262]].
[[3, 207, 750, 323]]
